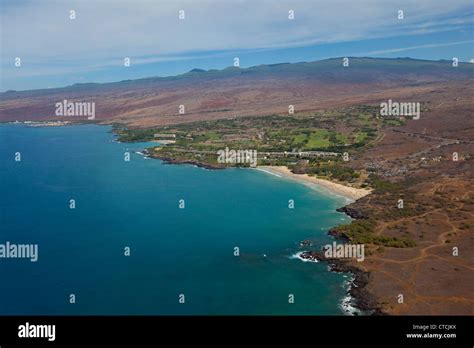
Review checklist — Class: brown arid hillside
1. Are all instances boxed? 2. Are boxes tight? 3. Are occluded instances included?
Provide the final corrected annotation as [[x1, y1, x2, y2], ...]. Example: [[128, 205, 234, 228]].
[[337, 83, 474, 315], [1, 57, 473, 127]]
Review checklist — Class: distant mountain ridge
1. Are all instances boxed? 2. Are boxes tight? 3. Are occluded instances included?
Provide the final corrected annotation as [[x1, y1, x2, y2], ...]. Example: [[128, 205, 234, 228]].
[[1, 57, 473, 127]]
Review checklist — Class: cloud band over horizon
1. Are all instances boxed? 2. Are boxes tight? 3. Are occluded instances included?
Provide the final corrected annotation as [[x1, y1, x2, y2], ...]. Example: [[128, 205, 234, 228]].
[[1, 0, 473, 91]]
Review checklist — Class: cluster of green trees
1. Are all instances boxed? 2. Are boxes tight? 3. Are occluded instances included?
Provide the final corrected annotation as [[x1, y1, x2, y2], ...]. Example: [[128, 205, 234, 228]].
[[367, 174, 402, 193], [114, 127, 158, 142], [335, 219, 416, 248], [307, 165, 360, 182]]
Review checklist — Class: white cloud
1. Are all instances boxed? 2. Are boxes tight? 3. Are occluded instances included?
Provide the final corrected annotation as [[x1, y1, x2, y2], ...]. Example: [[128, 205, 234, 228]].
[[2, 1, 472, 57], [0, 0, 472, 74], [361, 40, 474, 56]]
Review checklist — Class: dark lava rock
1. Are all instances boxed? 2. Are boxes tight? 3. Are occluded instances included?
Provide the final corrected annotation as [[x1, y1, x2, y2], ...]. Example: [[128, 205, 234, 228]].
[[336, 206, 369, 219], [299, 251, 324, 262], [328, 228, 350, 242], [299, 240, 312, 247]]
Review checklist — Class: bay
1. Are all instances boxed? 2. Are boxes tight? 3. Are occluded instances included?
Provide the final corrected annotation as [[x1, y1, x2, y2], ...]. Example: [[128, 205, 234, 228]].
[[0, 124, 352, 315]]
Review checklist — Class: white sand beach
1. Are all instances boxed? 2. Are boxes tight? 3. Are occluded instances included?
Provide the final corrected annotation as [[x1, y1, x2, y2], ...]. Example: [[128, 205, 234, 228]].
[[257, 166, 372, 202]]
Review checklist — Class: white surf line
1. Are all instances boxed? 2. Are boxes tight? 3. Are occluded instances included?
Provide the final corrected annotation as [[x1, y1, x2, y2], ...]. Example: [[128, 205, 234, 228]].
[[255, 168, 282, 178]]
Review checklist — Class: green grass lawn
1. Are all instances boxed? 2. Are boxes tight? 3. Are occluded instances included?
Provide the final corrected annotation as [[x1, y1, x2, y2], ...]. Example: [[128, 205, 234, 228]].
[[306, 129, 330, 148], [204, 131, 221, 140], [335, 133, 349, 144], [292, 134, 307, 146], [355, 131, 367, 143], [358, 113, 372, 125]]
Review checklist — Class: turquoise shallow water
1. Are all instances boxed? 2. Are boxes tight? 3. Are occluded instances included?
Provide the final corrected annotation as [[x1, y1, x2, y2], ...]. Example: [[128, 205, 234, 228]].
[[0, 124, 352, 315]]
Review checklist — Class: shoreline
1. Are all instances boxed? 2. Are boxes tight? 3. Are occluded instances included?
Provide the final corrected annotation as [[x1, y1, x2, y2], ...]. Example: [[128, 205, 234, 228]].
[[263, 165, 381, 315], [257, 166, 372, 202], [296, 250, 384, 315]]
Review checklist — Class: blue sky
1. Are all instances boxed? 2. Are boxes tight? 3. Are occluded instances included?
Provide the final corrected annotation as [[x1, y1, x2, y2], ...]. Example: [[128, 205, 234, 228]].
[[1, 0, 473, 91]]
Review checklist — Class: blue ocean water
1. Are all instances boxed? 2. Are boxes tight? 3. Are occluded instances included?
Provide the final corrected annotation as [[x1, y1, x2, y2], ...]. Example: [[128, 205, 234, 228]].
[[0, 124, 352, 315]]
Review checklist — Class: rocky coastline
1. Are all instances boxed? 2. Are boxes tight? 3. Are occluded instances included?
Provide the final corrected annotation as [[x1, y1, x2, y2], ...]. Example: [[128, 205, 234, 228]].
[[335, 206, 369, 219], [149, 155, 225, 170], [300, 204, 385, 315]]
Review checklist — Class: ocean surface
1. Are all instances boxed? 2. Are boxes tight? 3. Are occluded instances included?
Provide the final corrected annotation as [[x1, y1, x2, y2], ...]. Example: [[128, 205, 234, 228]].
[[0, 124, 353, 315]]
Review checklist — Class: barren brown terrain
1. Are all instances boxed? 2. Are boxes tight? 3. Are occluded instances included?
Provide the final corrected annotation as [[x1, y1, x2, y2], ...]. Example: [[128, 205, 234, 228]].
[[1, 58, 472, 128], [340, 84, 474, 314]]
